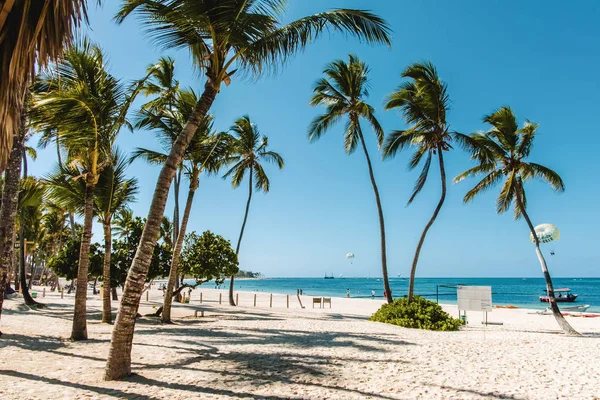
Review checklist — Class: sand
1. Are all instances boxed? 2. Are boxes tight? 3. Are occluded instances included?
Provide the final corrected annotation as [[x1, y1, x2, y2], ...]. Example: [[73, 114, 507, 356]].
[[0, 286, 599, 399]]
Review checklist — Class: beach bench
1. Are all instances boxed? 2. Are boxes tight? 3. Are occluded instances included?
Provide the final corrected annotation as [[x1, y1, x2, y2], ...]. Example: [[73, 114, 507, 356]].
[[193, 309, 205, 318], [323, 297, 331, 308], [312, 297, 322, 308]]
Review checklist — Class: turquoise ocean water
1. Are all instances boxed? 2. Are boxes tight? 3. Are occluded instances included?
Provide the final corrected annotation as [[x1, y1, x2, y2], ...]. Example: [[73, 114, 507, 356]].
[[200, 277, 600, 312]]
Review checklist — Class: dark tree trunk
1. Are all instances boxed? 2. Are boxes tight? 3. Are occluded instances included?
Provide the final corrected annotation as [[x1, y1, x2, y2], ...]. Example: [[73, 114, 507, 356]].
[[516, 189, 579, 335], [172, 169, 180, 250], [407, 147, 447, 302], [162, 172, 199, 323], [19, 138, 42, 307], [229, 166, 253, 306], [71, 182, 95, 340], [357, 127, 391, 303], [104, 83, 217, 381], [111, 287, 118, 301], [102, 221, 113, 323], [0, 113, 26, 331]]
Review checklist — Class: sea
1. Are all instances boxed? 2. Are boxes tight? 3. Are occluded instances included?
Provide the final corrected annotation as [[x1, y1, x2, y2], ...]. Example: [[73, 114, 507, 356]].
[[199, 277, 600, 312]]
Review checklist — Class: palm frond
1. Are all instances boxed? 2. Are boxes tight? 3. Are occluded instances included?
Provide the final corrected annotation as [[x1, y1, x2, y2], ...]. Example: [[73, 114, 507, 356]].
[[407, 151, 432, 205], [463, 169, 503, 204]]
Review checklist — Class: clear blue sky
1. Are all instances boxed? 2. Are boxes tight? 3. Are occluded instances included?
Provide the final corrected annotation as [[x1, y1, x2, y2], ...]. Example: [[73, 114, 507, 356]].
[[30, 1, 600, 278]]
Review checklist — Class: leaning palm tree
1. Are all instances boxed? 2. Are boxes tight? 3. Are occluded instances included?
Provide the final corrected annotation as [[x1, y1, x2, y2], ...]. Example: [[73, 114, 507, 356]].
[[454, 106, 578, 335], [0, 0, 94, 171], [161, 115, 231, 322], [95, 149, 139, 324], [308, 54, 392, 303], [137, 57, 183, 245], [106, 0, 391, 380], [223, 116, 283, 306], [383, 62, 464, 302], [32, 39, 151, 340]]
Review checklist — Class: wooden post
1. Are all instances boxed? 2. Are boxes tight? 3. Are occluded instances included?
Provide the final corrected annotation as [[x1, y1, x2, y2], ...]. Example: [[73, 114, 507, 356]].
[[146, 291, 149, 302], [200, 292, 203, 303], [236, 293, 239, 305], [254, 293, 257, 307], [42, 288, 46, 298], [287, 294, 289, 308], [270, 293, 273, 308], [219, 293, 222, 304], [61, 288, 64, 299]]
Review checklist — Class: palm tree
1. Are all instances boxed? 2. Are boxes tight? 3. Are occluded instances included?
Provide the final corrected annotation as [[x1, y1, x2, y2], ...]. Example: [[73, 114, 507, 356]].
[[137, 57, 183, 246], [32, 39, 151, 340], [454, 106, 578, 335], [106, 0, 391, 380], [382, 62, 465, 302], [308, 54, 391, 303], [161, 110, 231, 322], [221, 116, 282, 306], [0, 0, 93, 171], [0, 101, 27, 330], [95, 149, 139, 324]]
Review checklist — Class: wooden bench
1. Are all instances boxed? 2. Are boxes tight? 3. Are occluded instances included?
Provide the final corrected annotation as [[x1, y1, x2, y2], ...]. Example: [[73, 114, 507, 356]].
[[323, 297, 331, 308], [312, 297, 322, 308], [194, 309, 205, 318]]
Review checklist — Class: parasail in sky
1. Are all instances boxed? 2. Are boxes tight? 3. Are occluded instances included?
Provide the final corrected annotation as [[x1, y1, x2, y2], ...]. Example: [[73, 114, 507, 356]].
[[530, 223, 560, 244], [346, 253, 355, 264]]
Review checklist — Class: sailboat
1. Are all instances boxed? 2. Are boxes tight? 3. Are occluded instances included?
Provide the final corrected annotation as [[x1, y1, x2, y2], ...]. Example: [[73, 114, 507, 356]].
[[324, 273, 334, 280]]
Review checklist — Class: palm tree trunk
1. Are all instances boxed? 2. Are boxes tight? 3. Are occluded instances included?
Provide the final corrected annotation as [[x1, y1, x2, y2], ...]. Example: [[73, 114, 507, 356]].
[[71, 182, 95, 340], [0, 119, 25, 329], [102, 221, 113, 324], [357, 127, 391, 303], [172, 169, 180, 248], [69, 213, 76, 236], [162, 172, 199, 323], [407, 148, 447, 302], [516, 192, 579, 335], [229, 167, 253, 306], [104, 83, 218, 381]]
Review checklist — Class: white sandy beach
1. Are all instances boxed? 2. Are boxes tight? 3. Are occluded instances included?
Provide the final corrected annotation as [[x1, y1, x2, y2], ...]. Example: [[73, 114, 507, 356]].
[[1, 286, 599, 399]]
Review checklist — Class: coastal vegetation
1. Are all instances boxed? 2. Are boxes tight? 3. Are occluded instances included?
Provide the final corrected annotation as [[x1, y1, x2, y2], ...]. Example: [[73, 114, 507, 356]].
[[370, 296, 462, 331], [0, 1, 578, 391]]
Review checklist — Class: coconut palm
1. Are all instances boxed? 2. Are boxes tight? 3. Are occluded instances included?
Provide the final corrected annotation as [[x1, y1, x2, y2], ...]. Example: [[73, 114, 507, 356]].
[[159, 112, 232, 322], [454, 106, 578, 335], [95, 150, 139, 324], [0, 0, 94, 171], [0, 103, 27, 330], [308, 54, 391, 303], [106, 0, 390, 379], [32, 39, 151, 340], [137, 57, 183, 245], [223, 116, 283, 306], [382, 62, 467, 302]]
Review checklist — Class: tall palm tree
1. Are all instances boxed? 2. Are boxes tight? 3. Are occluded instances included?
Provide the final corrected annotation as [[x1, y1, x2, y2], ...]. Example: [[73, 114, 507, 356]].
[[160, 108, 231, 322], [382, 62, 464, 302], [0, 101, 27, 332], [223, 116, 283, 306], [95, 149, 139, 324], [454, 106, 578, 335], [32, 39, 151, 340], [106, 0, 391, 380], [0, 0, 94, 171], [308, 54, 391, 303], [137, 57, 183, 245]]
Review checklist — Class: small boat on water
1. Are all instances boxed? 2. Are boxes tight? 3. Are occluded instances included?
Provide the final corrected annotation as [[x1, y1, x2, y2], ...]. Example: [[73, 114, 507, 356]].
[[324, 273, 334, 280], [557, 304, 590, 312], [539, 288, 578, 303]]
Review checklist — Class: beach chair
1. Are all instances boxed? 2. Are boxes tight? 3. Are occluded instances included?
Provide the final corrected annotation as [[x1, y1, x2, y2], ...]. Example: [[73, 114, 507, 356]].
[[323, 297, 331, 308], [312, 297, 322, 308]]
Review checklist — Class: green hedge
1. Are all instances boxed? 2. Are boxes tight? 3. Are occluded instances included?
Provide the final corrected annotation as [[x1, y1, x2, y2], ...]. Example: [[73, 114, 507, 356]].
[[369, 296, 462, 331]]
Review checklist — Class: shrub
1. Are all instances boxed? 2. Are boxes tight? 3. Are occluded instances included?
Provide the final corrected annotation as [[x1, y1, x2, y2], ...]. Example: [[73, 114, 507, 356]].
[[369, 296, 462, 331]]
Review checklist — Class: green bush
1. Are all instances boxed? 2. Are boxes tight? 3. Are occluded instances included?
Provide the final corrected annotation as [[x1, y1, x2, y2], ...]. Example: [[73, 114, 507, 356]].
[[369, 296, 462, 331]]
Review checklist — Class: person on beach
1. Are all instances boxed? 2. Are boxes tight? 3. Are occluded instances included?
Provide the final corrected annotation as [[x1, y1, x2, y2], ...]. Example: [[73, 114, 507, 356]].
[[371, 290, 375, 298], [346, 289, 350, 298]]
